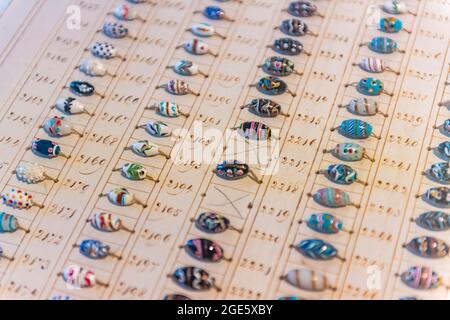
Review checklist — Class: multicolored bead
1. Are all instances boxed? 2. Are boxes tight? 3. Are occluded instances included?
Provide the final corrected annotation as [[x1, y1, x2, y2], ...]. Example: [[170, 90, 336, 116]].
[[170, 60, 207, 77], [43, 116, 81, 137], [188, 22, 225, 39], [428, 162, 450, 184], [307, 213, 343, 234], [382, 1, 409, 15], [79, 239, 117, 260], [55, 97, 92, 116], [103, 188, 145, 207], [195, 212, 239, 234], [128, 140, 168, 158], [113, 4, 145, 21], [90, 42, 121, 60], [31, 139, 62, 158], [422, 187, 450, 208], [437, 141, 450, 160], [233, 121, 272, 140], [181, 39, 217, 57], [319, 164, 359, 185], [295, 239, 339, 261], [163, 294, 191, 301], [78, 59, 110, 77], [144, 121, 171, 137], [253, 76, 294, 96], [172, 267, 216, 291], [90, 212, 132, 233], [325, 142, 373, 162], [379, 17, 404, 33], [61, 265, 98, 288], [157, 80, 199, 96], [334, 119, 375, 140], [0, 212, 26, 233], [354, 77, 386, 96], [355, 57, 398, 75], [401, 266, 441, 290], [149, 101, 188, 117], [102, 22, 130, 39], [2, 189, 36, 210], [15, 162, 56, 184], [261, 56, 301, 77], [415, 211, 450, 232], [69, 81, 96, 97], [287, 1, 320, 18], [215, 160, 261, 183], [271, 37, 306, 56], [367, 37, 400, 54], [241, 98, 286, 117], [406, 236, 449, 259], [311, 188, 357, 208], [341, 97, 386, 117], [280, 19, 310, 37], [184, 238, 225, 262], [283, 269, 330, 292], [117, 163, 156, 182]]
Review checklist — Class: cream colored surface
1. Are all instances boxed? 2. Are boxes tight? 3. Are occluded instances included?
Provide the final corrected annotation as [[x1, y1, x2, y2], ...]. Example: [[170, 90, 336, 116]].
[[0, 0, 448, 300]]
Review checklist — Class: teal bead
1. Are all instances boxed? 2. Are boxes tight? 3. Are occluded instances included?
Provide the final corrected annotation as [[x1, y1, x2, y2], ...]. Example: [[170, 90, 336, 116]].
[[307, 213, 343, 234], [379, 17, 403, 33], [324, 164, 358, 185], [369, 37, 398, 54], [338, 119, 373, 139], [428, 162, 450, 184], [357, 77, 384, 96]]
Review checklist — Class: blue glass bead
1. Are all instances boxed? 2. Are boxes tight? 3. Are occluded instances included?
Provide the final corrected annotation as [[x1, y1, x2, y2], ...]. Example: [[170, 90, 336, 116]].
[[0, 212, 21, 233], [368, 37, 399, 54], [31, 139, 61, 158], [79, 239, 111, 259], [423, 187, 450, 208], [337, 119, 374, 139], [69, 81, 95, 96], [356, 77, 385, 96], [416, 211, 450, 231], [330, 143, 367, 162], [428, 162, 450, 184], [272, 37, 304, 56], [437, 141, 450, 160], [379, 17, 403, 33], [195, 212, 232, 234], [323, 164, 358, 185], [204, 6, 226, 20], [313, 188, 353, 208], [406, 236, 449, 259], [307, 213, 343, 234], [295, 239, 338, 260]]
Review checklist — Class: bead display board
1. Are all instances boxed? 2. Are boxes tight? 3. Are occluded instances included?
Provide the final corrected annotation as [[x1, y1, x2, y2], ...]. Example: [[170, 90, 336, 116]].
[[0, 0, 449, 300]]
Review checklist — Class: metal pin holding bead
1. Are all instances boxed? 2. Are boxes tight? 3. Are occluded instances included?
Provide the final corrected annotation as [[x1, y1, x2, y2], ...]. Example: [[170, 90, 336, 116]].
[[186, 22, 226, 39], [124, 140, 171, 159], [155, 80, 200, 97], [146, 102, 190, 118], [166, 60, 209, 78]]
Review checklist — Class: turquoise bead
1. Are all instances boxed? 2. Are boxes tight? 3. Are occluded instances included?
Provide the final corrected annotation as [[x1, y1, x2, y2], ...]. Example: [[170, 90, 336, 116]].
[[295, 239, 338, 260], [437, 141, 450, 159], [379, 17, 403, 33], [338, 119, 373, 139], [357, 77, 384, 96], [307, 213, 343, 234], [369, 37, 398, 54]]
